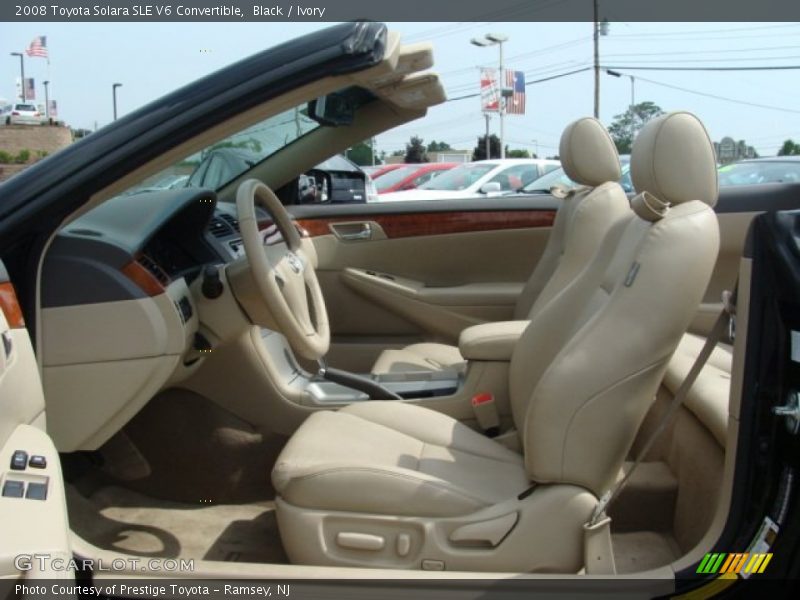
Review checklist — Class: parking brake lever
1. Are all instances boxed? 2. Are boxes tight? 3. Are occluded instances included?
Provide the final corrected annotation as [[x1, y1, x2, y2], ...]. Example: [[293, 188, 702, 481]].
[[316, 359, 402, 400]]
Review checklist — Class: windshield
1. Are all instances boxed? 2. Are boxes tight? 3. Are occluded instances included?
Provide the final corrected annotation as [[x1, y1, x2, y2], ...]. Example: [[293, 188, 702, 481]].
[[718, 161, 800, 186], [419, 163, 495, 191], [120, 103, 322, 196], [374, 165, 419, 191]]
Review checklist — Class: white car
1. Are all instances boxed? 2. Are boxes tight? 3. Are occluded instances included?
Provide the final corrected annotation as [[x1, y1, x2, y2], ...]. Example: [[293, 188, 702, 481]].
[[380, 158, 560, 201], [4, 102, 43, 125]]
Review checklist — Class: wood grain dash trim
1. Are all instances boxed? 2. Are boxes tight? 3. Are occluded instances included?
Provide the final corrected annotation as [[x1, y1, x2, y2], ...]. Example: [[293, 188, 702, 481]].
[[0, 282, 25, 329], [296, 210, 555, 239]]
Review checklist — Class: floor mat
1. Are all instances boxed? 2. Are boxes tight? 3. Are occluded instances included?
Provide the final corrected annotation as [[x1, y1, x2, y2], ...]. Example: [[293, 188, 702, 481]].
[[612, 531, 680, 573], [67, 485, 287, 563]]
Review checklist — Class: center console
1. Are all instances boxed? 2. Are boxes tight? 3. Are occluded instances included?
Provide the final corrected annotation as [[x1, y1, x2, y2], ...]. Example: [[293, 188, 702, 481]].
[[260, 329, 461, 405]]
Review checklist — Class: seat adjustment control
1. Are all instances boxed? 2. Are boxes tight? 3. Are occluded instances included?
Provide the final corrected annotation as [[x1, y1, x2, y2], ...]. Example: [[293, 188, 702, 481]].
[[10, 450, 28, 470], [336, 532, 385, 551]]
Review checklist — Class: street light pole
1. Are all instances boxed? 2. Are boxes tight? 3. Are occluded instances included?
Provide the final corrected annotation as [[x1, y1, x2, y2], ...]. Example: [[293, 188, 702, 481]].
[[593, 0, 599, 118], [11, 53, 25, 101], [112, 83, 122, 120], [498, 38, 505, 159], [43, 80, 50, 121], [606, 69, 636, 143], [484, 113, 490, 159]]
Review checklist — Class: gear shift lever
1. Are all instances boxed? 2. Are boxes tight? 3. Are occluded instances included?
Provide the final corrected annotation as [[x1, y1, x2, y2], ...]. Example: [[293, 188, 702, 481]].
[[316, 358, 402, 400]]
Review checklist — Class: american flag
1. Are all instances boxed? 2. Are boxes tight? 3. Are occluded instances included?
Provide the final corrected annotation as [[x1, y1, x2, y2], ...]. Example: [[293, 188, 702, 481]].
[[25, 36, 48, 59], [505, 70, 526, 115]]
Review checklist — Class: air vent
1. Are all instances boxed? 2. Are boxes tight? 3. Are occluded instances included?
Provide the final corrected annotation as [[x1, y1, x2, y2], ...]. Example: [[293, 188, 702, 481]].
[[219, 213, 240, 233], [208, 216, 233, 238], [137, 254, 170, 286]]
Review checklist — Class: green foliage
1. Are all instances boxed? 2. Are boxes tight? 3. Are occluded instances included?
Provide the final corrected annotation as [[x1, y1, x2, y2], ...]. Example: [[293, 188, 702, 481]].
[[0, 150, 12, 164], [472, 134, 501, 161], [507, 148, 532, 159], [426, 140, 452, 152], [404, 135, 428, 163], [778, 139, 800, 156], [14, 149, 30, 164], [347, 142, 375, 166], [608, 101, 664, 154]]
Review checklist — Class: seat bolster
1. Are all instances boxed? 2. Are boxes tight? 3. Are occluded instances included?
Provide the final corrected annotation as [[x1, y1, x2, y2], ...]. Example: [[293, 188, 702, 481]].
[[342, 402, 523, 465], [371, 343, 465, 375], [278, 465, 490, 517]]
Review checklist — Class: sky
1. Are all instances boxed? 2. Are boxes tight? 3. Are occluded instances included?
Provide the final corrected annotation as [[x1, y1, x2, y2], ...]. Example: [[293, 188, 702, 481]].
[[1, 21, 799, 156]]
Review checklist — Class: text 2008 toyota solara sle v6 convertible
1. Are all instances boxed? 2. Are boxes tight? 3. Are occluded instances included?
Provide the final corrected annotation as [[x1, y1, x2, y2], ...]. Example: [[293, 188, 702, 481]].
[[0, 21, 799, 597]]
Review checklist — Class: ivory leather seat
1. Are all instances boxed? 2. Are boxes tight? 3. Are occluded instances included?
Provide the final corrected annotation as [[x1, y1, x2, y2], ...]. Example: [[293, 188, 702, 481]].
[[271, 112, 721, 572], [372, 117, 629, 374]]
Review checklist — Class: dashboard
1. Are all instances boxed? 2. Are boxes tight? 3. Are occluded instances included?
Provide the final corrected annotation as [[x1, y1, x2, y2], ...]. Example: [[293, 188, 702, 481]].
[[39, 187, 264, 451]]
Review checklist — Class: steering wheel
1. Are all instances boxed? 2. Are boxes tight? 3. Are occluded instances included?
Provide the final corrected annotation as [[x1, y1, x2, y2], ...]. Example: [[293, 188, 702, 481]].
[[235, 179, 330, 360]]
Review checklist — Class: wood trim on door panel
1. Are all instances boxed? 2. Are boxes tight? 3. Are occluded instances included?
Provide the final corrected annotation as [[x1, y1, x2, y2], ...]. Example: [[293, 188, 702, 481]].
[[295, 210, 556, 239]]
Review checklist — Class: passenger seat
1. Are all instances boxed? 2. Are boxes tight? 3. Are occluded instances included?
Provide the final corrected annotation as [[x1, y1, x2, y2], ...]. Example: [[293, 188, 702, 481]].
[[372, 117, 630, 374]]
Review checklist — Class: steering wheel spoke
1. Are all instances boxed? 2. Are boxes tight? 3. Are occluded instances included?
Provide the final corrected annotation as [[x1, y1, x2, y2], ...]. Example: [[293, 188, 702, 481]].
[[236, 179, 330, 359]]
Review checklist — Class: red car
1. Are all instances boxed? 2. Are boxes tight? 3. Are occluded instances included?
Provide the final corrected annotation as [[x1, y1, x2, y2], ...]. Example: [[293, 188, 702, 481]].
[[374, 162, 458, 193]]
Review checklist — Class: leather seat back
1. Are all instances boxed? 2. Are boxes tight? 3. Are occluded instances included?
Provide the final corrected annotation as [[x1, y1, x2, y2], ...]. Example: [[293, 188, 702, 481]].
[[510, 112, 720, 496], [514, 118, 628, 318]]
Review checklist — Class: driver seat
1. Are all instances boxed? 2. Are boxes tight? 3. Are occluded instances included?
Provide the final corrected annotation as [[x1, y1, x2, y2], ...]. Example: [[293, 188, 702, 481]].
[[271, 112, 720, 572], [372, 117, 629, 375]]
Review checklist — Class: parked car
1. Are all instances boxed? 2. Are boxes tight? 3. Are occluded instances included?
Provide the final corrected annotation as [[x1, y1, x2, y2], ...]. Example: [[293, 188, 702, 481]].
[[374, 162, 457, 194], [718, 157, 800, 186], [381, 158, 560, 201], [516, 155, 633, 195], [361, 164, 397, 177], [187, 147, 377, 203], [4, 102, 43, 125]]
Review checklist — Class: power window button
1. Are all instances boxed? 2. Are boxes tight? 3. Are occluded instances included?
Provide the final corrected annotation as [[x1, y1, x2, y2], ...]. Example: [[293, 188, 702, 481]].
[[26, 482, 47, 501], [2, 480, 24, 498], [10, 450, 28, 470]]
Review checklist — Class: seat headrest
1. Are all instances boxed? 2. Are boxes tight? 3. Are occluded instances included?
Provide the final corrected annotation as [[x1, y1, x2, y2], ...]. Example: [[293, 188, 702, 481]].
[[559, 117, 621, 187], [631, 111, 718, 208]]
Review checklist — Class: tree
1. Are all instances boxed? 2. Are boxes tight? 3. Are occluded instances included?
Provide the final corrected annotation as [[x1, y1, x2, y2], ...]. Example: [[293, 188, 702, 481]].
[[347, 142, 375, 166], [472, 134, 501, 161], [404, 135, 428, 163], [778, 139, 800, 156], [507, 148, 532, 159], [608, 101, 664, 154], [427, 140, 452, 152]]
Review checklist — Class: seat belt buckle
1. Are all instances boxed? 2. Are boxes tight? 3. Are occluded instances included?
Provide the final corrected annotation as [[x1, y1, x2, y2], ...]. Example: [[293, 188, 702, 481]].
[[471, 392, 500, 438]]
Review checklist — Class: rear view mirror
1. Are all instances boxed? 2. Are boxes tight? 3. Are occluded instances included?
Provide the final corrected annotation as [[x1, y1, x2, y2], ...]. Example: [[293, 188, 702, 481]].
[[308, 93, 355, 127], [480, 182, 502, 194]]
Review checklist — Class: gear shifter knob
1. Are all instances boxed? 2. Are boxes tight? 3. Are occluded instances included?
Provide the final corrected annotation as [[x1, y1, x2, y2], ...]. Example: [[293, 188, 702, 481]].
[[201, 264, 224, 299]]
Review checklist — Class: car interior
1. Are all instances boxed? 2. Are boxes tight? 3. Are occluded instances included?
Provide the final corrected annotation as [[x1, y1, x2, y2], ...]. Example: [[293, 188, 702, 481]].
[[0, 26, 769, 582]]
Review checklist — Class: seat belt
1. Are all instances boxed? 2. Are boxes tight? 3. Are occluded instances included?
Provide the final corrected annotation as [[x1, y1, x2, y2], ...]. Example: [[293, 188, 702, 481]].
[[583, 287, 737, 575]]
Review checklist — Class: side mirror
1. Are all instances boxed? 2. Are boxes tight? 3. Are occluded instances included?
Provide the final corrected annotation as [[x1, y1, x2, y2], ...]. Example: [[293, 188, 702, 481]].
[[480, 182, 502, 194], [300, 169, 331, 204]]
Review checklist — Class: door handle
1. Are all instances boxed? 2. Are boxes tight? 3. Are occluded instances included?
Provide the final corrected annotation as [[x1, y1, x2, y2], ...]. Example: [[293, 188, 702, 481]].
[[332, 222, 372, 241]]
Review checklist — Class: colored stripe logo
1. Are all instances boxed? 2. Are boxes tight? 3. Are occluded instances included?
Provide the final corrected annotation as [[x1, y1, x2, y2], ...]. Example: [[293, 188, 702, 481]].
[[696, 552, 772, 574]]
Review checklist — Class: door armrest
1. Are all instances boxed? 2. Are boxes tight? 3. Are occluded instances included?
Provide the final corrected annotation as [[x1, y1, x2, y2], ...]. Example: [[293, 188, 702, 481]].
[[459, 320, 530, 361]]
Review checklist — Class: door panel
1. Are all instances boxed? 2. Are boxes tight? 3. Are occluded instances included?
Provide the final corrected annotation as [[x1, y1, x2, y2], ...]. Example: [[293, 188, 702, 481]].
[[0, 267, 72, 581], [291, 200, 557, 371]]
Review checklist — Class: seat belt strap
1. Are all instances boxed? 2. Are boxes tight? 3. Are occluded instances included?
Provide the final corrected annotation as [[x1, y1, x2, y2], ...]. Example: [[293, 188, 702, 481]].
[[584, 286, 737, 574]]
